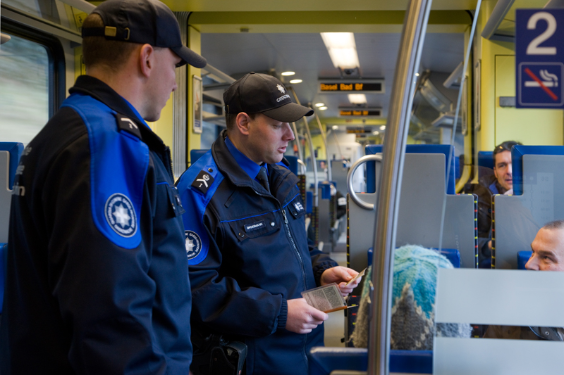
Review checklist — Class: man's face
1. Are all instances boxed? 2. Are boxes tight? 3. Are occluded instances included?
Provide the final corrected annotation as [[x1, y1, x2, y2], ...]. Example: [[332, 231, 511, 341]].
[[244, 113, 295, 165], [145, 48, 180, 122], [526, 228, 564, 271], [494, 150, 513, 191]]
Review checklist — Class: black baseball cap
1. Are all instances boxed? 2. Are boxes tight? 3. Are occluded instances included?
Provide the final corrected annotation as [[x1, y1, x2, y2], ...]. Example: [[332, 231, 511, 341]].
[[223, 72, 314, 123], [82, 0, 206, 68]]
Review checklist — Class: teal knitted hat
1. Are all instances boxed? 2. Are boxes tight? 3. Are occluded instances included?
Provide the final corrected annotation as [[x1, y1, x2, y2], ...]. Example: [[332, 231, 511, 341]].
[[392, 245, 453, 319]]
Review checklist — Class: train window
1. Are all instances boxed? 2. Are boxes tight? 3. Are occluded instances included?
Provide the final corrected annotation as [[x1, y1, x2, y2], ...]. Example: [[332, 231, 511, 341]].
[[0, 32, 49, 144]]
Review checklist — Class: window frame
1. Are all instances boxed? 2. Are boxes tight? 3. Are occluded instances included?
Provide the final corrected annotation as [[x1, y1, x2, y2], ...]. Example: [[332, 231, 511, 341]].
[[1, 17, 66, 117]]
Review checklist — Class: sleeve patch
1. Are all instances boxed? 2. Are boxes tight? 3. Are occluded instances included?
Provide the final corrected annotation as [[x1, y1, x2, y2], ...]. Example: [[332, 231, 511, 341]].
[[191, 170, 215, 194], [115, 113, 142, 139], [185, 230, 203, 260]]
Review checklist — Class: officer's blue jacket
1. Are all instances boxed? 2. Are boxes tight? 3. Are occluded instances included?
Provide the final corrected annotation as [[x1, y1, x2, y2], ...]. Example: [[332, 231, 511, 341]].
[[0, 76, 192, 374], [176, 131, 337, 375]]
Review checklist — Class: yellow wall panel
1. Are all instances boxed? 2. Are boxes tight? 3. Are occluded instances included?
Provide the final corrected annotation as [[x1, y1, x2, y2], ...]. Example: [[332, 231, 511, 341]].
[[495, 55, 563, 146], [187, 26, 202, 163]]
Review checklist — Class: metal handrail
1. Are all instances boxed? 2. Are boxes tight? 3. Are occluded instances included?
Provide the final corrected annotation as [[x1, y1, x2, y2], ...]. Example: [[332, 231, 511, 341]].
[[347, 154, 382, 211], [291, 122, 304, 171], [289, 87, 318, 207], [313, 113, 332, 182], [368, 0, 432, 374]]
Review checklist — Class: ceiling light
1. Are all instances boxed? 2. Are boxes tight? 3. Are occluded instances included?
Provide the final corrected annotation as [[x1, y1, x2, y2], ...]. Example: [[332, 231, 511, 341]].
[[281, 71, 295, 76], [319, 106, 328, 110], [380, 125, 386, 131], [348, 94, 367, 104], [289, 79, 303, 84], [373, 131, 380, 135], [320, 32, 360, 69], [332, 125, 339, 130], [315, 103, 325, 107]]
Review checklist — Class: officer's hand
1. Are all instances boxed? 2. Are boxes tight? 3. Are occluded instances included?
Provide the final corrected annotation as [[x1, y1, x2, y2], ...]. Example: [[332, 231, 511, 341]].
[[320, 266, 361, 296], [285, 298, 328, 334]]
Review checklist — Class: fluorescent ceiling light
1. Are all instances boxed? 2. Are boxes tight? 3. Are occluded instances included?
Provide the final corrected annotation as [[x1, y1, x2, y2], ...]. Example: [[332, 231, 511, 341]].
[[320, 32, 360, 69], [289, 79, 303, 84], [315, 102, 325, 107], [380, 125, 386, 130], [348, 94, 367, 104], [373, 131, 380, 135], [332, 125, 339, 130], [281, 71, 295, 76], [319, 106, 328, 110]]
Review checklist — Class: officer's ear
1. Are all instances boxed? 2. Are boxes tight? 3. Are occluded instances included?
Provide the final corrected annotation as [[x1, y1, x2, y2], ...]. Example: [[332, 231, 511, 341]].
[[139, 44, 155, 78], [235, 112, 252, 136]]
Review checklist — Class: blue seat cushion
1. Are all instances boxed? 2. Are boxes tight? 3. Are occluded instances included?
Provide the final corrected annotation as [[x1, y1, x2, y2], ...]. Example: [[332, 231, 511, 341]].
[[309, 347, 433, 375]]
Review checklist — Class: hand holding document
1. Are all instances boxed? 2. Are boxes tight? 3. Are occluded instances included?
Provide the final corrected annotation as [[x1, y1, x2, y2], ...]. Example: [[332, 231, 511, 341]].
[[345, 267, 366, 287], [320, 266, 364, 297], [302, 284, 347, 313]]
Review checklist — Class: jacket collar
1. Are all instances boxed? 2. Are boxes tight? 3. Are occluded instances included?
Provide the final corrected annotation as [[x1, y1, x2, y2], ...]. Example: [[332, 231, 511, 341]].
[[212, 130, 298, 200], [69, 75, 166, 151]]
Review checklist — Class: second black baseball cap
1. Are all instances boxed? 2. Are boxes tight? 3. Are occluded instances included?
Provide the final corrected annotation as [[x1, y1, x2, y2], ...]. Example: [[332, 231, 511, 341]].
[[82, 0, 206, 68], [223, 72, 314, 123]]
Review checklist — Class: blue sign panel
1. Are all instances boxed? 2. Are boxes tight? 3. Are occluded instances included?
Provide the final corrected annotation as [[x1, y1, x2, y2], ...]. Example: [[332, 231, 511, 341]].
[[516, 10, 564, 108]]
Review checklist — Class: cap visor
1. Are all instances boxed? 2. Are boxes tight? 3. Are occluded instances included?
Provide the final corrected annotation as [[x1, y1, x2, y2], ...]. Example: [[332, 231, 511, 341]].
[[172, 45, 207, 68], [262, 103, 314, 123]]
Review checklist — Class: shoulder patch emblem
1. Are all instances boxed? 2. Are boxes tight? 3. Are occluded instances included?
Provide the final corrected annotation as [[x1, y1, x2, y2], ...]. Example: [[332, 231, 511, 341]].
[[294, 201, 304, 212], [191, 170, 215, 194], [105, 193, 137, 237], [185, 230, 202, 260], [115, 113, 142, 139]]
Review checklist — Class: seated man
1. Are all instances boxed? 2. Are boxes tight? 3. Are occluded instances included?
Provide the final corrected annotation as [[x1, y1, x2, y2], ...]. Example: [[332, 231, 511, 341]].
[[475, 140, 522, 267], [484, 220, 564, 341], [176, 72, 361, 375]]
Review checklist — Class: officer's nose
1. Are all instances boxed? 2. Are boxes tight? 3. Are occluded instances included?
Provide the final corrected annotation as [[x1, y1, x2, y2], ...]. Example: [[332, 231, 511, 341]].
[[283, 123, 295, 141]]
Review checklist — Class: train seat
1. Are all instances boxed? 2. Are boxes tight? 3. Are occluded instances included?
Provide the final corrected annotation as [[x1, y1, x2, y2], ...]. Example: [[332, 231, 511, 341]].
[[0, 243, 6, 315], [518, 250, 532, 270], [306, 191, 313, 214], [348, 147, 476, 271], [477, 151, 494, 179], [0, 142, 24, 316], [365, 144, 457, 195], [190, 149, 208, 165], [493, 145, 564, 268], [285, 155, 299, 175], [511, 145, 564, 195], [309, 347, 432, 375]]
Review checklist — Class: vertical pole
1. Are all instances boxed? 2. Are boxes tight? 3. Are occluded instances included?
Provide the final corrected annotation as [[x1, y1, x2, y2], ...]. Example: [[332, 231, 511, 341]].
[[368, 0, 432, 374]]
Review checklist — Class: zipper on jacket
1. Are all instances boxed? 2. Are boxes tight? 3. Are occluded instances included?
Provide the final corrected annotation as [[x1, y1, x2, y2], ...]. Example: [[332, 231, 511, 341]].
[[282, 207, 309, 371], [281, 208, 307, 291], [253, 187, 310, 370]]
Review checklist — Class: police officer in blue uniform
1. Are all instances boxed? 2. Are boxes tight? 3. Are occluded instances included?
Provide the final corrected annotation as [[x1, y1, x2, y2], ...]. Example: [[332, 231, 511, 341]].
[[176, 72, 362, 375], [0, 1, 206, 373]]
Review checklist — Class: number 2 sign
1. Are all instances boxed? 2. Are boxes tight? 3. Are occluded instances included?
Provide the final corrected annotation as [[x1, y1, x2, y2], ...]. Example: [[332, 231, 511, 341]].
[[516, 9, 564, 108]]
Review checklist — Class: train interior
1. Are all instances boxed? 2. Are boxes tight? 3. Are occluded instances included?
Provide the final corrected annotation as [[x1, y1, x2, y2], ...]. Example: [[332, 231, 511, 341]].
[[2, 0, 564, 374]]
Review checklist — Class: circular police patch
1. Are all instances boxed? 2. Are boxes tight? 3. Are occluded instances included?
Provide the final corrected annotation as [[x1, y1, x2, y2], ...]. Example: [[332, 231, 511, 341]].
[[185, 230, 202, 260], [105, 193, 137, 237]]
